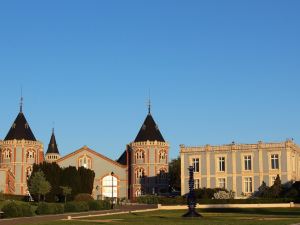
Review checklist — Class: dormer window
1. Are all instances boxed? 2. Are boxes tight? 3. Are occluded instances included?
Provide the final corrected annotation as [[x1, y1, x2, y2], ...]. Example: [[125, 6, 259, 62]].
[[25, 123, 29, 129]]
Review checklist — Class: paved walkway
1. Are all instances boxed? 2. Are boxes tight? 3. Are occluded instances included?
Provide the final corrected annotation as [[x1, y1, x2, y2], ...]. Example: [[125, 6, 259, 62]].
[[0, 204, 157, 225]]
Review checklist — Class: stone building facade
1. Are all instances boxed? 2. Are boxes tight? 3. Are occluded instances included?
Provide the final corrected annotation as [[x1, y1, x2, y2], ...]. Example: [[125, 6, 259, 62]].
[[0, 100, 169, 200], [180, 140, 300, 197], [124, 109, 169, 199], [0, 104, 44, 195]]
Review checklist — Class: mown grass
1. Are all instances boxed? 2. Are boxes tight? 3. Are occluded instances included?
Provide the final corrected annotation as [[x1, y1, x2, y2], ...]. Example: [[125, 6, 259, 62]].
[[19, 208, 300, 225]]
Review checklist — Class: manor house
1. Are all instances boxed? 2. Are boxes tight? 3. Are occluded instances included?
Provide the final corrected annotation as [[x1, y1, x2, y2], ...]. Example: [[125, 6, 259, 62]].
[[180, 141, 300, 197], [0, 100, 169, 200]]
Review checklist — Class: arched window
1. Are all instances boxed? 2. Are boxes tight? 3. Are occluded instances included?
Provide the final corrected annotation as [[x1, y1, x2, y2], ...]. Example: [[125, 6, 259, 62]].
[[78, 155, 92, 169], [135, 150, 145, 160], [135, 188, 142, 197], [26, 149, 35, 159], [159, 150, 167, 160], [135, 168, 145, 179], [102, 175, 118, 198], [3, 149, 11, 159]]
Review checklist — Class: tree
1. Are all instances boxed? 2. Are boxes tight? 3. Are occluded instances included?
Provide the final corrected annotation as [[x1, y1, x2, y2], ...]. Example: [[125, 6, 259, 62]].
[[168, 156, 181, 191], [28, 171, 51, 201], [256, 181, 268, 197], [60, 186, 72, 203], [270, 174, 282, 197]]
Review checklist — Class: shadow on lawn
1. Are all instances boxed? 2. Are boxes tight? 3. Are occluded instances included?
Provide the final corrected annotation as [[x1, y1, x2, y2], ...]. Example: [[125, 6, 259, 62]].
[[199, 208, 300, 217]]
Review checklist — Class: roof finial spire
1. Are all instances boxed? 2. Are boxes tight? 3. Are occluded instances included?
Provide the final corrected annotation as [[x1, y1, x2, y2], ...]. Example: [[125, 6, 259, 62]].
[[20, 86, 23, 113], [147, 90, 151, 114], [52, 121, 55, 134]]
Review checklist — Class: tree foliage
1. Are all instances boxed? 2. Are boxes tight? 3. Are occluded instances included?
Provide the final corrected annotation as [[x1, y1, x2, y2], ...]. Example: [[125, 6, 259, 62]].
[[28, 171, 51, 201], [28, 162, 95, 202], [60, 186, 72, 203], [168, 156, 181, 191]]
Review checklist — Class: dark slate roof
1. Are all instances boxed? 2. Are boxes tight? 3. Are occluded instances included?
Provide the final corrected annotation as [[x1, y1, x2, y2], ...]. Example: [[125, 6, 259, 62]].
[[46, 130, 60, 154], [134, 113, 165, 142], [4, 112, 36, 141], [116, 150, 127, 165]]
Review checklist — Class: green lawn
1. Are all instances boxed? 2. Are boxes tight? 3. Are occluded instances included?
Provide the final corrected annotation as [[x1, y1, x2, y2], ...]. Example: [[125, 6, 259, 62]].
[[19, 208, 300, 225]]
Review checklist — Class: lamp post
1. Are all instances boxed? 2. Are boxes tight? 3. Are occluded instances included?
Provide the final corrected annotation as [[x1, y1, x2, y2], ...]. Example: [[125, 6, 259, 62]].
[[111, 171, 114, 209], [182, 166, 201, 217]]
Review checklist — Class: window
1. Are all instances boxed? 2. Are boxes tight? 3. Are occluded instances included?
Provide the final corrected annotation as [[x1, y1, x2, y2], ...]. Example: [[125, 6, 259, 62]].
[[218, 157, 225, 172], [192, 158, 199, 172], [26, 167, 32, 180], [136, 168, 145, 179], [244, 177, 253, 193], [244, 155, 252, 171], [27, 150, 35, 159], [135, 188, 142, 197], [218, 178, 226, 189], [3, 149, 11, 159], [271, 176, 277, 186], [135, 150, 145, 160], [194, 179, 200, 189], [271, 154, 279, 169], [159, 151, 166, 160], [102, 175, 118, 198], [78, 155, 92, 169]]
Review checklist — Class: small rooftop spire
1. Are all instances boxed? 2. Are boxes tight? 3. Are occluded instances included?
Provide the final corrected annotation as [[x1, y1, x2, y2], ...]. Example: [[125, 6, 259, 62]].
[[52, 121, 55, 134], [20, 87, 23, 113], [147, 90, 151, 114]]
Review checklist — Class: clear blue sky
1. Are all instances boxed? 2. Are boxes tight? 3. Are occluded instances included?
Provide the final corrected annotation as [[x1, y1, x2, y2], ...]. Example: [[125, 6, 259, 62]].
[[0, 1, 299, 160]]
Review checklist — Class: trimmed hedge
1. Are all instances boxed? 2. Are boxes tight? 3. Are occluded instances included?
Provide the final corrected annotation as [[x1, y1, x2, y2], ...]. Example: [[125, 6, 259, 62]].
[[36, 202, 64, 215], [64, 201, 89, 212], [2, 201, 34, 218], [136, 195, 299, 205], [87, 200, 110, 211], [74, 193, 94, 202]]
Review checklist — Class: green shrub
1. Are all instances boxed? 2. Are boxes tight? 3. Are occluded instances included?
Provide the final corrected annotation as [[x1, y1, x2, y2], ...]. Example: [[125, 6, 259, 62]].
[[88, 200, 110, 211], [36, 202, 64, 215], [64, 201, 89, 212], [74, 193, 94, 202], [2, 201, 33, 218], [20, 203, 34, 217], [2, 202, 19, 218]]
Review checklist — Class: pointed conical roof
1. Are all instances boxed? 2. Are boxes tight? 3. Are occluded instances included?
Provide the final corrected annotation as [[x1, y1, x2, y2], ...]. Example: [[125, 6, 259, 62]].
[[46, 129, 60, 154], [4, 111, 36, 141], [134, 112, 165, 142]]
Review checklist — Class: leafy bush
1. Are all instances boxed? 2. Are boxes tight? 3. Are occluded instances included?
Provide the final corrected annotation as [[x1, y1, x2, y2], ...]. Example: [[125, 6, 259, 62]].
[[2, 201, 33, 218], [36, 202, 64, 215], [88, 200, 110, 211], [213, 190, 235, 199], [194, 188, 229, 199], [74, 193, 94, 202], [64, 201, 89, 212]]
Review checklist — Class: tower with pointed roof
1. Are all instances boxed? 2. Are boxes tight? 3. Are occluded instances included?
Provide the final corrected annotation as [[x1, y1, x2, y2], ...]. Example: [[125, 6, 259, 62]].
[[126, 103, 169, 199], [45, 128, 61, 162], [0, 98, 44, 195]]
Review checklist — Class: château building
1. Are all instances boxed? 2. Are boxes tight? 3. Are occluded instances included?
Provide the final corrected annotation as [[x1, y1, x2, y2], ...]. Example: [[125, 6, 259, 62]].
[[0, 99, 169, 200], [180, 141, 300, 197]]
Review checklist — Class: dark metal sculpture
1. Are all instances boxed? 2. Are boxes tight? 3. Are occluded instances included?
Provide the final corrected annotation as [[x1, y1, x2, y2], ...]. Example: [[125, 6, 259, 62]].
[[182, 166, 202, 217]]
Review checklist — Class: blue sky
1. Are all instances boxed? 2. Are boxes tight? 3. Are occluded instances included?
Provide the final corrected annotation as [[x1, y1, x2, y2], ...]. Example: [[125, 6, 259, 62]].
[[0, 1, 299, 160]]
